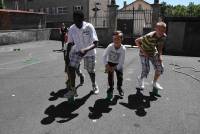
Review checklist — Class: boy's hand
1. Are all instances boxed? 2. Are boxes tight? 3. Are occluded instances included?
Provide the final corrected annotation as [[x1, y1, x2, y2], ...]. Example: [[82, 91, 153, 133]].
[[78, 49, 87, 57], [105, 64, 114, 73]]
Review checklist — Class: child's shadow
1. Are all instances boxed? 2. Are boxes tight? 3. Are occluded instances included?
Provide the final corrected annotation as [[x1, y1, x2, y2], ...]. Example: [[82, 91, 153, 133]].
[[120, 88, 157, 117], [41, 91, 93, 125], [88, 95, 122, 119], [48, 84, 82, 101]]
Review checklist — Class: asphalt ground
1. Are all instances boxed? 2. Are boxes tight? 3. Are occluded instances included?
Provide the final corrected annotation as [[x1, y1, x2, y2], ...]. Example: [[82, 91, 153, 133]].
[[0, 41, 200, 134]]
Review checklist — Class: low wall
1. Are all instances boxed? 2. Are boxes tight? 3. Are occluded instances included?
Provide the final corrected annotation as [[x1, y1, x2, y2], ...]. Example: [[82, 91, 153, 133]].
[[0, 9, 46, 30], [164, 17, 200, 56], [48, 27, 113, 47], [0, 29, 51, 45], [0, 27, 113, 47]]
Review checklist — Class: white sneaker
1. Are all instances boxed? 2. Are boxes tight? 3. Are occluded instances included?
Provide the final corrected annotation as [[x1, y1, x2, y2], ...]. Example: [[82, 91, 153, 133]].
[[137, 76, 145, 89], [92, 84, 99, 94], [152, 81, 163, 90]]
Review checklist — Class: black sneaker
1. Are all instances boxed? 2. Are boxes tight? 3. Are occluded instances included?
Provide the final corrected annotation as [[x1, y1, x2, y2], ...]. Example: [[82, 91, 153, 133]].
[[151, 87, 161, 97], [106, 88, 114, 100], [117, 87, 124, 97]]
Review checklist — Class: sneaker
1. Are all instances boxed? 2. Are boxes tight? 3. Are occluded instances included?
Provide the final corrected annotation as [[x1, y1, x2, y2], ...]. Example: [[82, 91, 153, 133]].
[[150, 88, 161, 97], [92, 84, 99, 94], [63, 90, 75, 98], [117, 87, 124, 96], [152, 81, 163, 90], [106, 92, 113, 101], [106, 88, 113, 100], [80, 75, 85, 86], [137, 76, 145, 89]]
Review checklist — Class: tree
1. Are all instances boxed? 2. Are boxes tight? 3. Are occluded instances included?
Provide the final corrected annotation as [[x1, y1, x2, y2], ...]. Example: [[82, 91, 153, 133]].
[[172, 5, 187, 16], [187, 2, 200, 16], [0, 0, 5, 9], [160, 2, 200, 17]]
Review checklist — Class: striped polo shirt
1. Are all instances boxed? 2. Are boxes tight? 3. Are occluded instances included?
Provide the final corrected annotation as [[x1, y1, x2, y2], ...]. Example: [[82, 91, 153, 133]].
[[141, 31, 166, 56]]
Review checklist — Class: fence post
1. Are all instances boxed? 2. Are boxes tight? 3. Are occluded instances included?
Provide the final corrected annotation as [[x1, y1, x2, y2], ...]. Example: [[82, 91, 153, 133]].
[[132, 6, 135, 36], [152, 0, 161, 29], [107, 1, 118, 32]]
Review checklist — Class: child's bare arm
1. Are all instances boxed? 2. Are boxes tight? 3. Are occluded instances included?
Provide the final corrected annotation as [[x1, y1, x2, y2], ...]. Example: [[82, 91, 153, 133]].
[[135, 37, 148, 57], [157, 44, 164, 62]]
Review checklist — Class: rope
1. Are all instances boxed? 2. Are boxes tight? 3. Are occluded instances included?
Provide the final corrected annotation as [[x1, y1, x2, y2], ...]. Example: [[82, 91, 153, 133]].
[[169, 63, 200, 82]]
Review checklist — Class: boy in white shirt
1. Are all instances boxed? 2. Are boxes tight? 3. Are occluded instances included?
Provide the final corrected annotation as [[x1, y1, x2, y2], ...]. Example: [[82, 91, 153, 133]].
[[103, 31, 126, 99], [64, 11, 99, 98]]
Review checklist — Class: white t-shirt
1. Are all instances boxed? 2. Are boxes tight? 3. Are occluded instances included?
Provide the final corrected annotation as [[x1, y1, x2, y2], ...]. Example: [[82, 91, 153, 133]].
[[103, 43, 126, 70], [67, 21, 98, 56]]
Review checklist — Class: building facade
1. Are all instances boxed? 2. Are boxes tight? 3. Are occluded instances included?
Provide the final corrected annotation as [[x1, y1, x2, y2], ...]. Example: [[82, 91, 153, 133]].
[[119, 0, 153, 35], [4, 0, 111, 28], [121, 0, 152, 11]]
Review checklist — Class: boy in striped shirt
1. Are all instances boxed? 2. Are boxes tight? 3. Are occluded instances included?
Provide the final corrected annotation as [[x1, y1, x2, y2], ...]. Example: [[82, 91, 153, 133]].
[[135, 21, 167, 94]]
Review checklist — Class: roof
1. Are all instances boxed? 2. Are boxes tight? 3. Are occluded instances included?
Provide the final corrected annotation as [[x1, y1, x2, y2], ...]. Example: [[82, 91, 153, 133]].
[[0, 9, 45, 15], [120, 0, 152, 10]]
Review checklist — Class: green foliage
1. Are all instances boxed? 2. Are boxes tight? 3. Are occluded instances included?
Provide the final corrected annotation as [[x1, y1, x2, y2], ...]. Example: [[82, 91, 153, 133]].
[[0, 0, 5, 9], [160, 2, 200, 17]]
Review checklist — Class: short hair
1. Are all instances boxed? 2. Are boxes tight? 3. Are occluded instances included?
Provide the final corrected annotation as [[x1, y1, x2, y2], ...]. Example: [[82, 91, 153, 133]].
[[113, 30, 123, 39], [73, 11, 84, 19], [156, 21, 166, 29]]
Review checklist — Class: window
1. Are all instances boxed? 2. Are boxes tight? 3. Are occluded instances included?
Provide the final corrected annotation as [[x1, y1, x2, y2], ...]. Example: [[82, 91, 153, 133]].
[[44, 8, 49, 14], [57, 7, 68, 14], [40, 8, 44, 13], [49, 7, 57, 15], [73, 5, 83, 11]]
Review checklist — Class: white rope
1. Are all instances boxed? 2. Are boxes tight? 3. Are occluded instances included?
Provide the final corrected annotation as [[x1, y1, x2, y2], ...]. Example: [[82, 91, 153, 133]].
[[169, 63, 200, 82]]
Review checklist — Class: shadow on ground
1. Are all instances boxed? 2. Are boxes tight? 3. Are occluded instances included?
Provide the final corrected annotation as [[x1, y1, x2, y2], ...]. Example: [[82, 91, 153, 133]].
[[120, 88, 158, 117], [48, 84, 82, 101], [41, 91, 93, 125], [88, 95, 122, 119]]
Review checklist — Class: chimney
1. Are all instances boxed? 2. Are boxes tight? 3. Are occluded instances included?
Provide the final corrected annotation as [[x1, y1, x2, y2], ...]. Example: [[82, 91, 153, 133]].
[[154, 0, 159, 4], [123, 1, 127, 7]]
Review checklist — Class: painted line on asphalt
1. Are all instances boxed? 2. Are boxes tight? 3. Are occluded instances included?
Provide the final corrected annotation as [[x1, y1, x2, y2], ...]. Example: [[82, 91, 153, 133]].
[[0, 53, 32, 66], [0, 60, 41, 70]]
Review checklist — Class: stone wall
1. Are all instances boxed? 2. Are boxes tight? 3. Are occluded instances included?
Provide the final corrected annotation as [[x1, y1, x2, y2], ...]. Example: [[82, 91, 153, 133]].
[[0, 9, 46, 30], [49, 27, 113, 47], [164, 17, 200, 56], [0, 28, 113, 47], [0, 29, 51, 45]]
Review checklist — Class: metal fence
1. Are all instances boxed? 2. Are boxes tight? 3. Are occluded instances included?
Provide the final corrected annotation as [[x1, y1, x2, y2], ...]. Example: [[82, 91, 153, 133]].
[[117, 9, 153, 36]]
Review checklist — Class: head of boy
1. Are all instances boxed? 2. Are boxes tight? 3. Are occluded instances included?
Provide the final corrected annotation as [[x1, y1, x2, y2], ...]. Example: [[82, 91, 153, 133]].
[[73, 11, 84, 29], [155, 21, 166, 38], [113, 31, 123, 48]]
